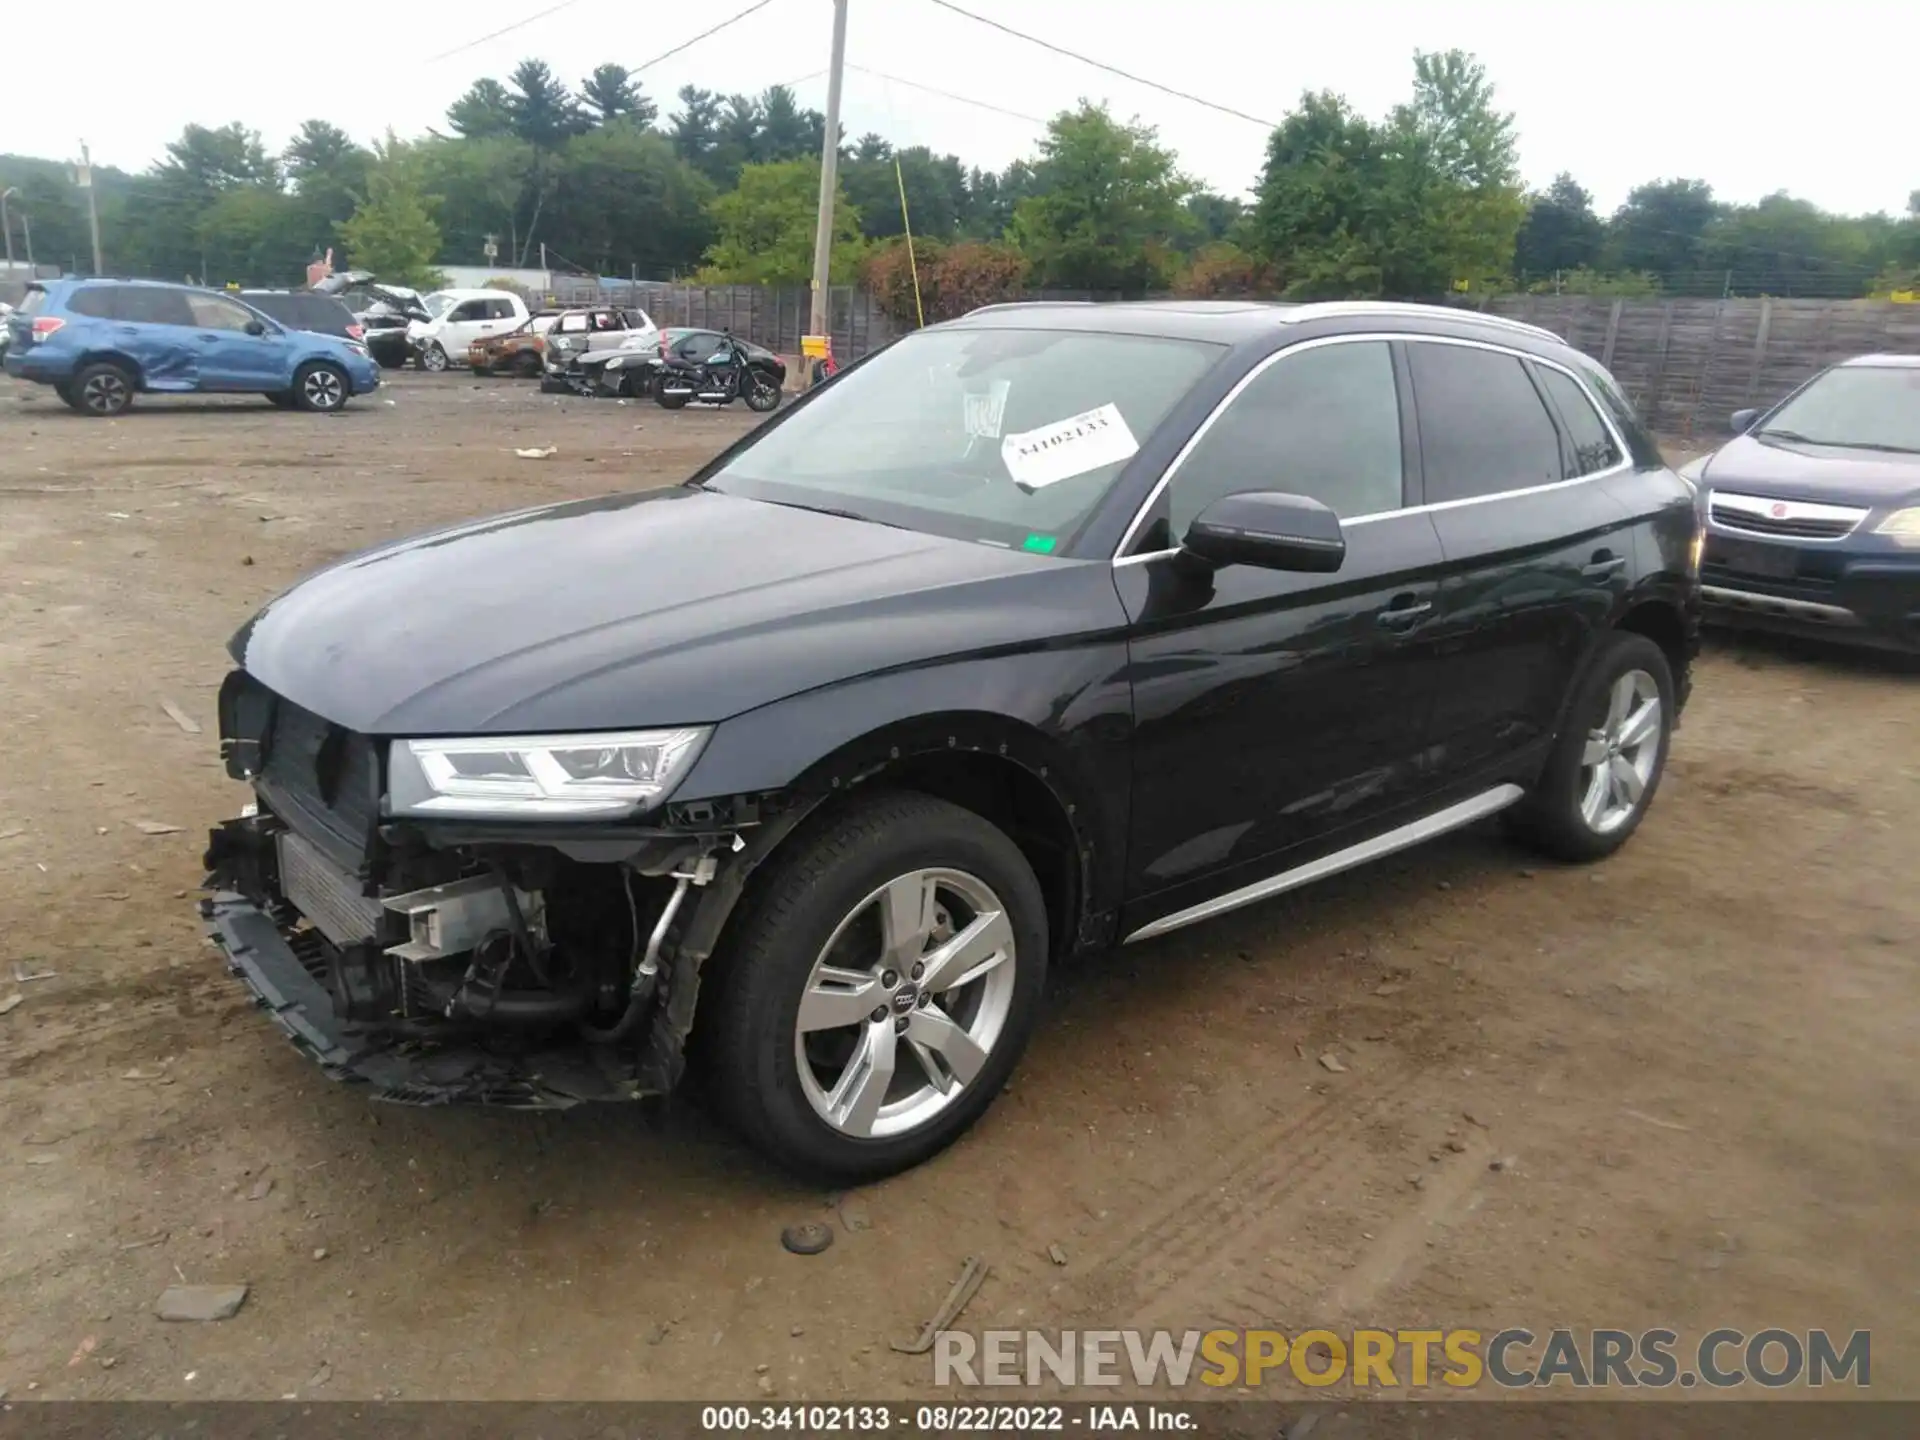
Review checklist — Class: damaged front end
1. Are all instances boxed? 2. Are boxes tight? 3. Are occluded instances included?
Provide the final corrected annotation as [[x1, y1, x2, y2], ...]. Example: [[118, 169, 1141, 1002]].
[[201, 673, 804, 1110]]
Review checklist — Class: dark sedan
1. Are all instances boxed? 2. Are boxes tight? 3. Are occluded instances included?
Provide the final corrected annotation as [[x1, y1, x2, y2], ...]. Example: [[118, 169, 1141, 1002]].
[[200, 299, 1697, 1182], [1683, 355, 1920, 651]]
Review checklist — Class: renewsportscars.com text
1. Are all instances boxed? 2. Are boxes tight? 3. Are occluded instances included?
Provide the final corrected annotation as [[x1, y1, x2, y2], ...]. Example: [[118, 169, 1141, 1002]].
[[933, 1327, 1870, 1390]]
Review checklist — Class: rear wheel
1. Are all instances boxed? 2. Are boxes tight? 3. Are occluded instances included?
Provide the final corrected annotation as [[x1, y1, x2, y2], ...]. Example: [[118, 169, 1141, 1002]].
[[655, 387, 690, 410], [703, 791, 1047, 1183], [514, 351, 543, 378], [67, 362, 135, 417], [1509, 631, 1673, 862], [291, 362, 349, 413]]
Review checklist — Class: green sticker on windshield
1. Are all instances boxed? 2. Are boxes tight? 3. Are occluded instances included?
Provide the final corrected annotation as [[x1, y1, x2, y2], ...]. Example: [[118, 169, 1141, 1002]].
[[1021, 533, 1058, 554]]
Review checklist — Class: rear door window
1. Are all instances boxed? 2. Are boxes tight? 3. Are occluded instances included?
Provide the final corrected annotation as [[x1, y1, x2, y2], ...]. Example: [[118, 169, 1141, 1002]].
[[486, 298, 519, 320], [1535, 365, 1622, 476], [448, 300, 489, 322], [1408, 342, 1564, 503]]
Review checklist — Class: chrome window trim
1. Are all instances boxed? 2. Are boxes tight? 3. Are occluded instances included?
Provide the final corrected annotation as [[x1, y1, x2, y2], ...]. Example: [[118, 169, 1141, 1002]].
[[1111, 331, 1635, 564]]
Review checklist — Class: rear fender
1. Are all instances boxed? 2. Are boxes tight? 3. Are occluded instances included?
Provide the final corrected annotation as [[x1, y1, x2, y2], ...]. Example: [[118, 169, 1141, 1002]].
[[74, 349, 148, 389]]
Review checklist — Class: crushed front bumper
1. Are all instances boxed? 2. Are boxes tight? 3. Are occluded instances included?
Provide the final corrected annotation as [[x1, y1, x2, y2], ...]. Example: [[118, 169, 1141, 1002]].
[[202, 890, 636, 1110]]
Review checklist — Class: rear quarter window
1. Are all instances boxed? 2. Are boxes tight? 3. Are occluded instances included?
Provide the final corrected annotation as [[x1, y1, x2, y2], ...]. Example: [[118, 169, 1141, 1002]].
[[66, 287, 116, 318]]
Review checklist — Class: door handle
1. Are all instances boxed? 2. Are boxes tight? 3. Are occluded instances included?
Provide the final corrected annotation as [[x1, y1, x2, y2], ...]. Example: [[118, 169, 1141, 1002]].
[[1376, 597, 1433, 630], [1582, 552, 1627, 580]]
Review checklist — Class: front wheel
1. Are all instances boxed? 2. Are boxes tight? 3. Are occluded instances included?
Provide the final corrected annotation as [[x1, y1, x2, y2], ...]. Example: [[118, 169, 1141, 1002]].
[[291, 362, 349, 413], [702, 791, 1048, 1183], [419, 342, 449, 373], [744, 371, 781, 412], [1509, 631, 1674, 862]]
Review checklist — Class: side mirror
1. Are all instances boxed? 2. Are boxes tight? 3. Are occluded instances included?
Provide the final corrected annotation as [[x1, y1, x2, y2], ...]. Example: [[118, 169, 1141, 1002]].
[[1730, 408, 1759, 434], [244, 319, 267, 337], [1182, 491, 1346, 573]]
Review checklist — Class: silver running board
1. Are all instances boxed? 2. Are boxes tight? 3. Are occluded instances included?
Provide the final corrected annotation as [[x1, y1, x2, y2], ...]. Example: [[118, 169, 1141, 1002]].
[[1123, 784, 1527, 944]]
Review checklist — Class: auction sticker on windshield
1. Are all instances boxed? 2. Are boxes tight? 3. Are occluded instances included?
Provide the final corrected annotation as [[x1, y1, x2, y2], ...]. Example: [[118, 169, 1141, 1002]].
[[1002, 403, 1139, 491], [965, 380, 1012, 439]]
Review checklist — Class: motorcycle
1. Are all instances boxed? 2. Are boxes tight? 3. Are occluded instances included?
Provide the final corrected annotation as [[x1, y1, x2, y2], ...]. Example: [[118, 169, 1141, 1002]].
[[653, 331, 782, 413]]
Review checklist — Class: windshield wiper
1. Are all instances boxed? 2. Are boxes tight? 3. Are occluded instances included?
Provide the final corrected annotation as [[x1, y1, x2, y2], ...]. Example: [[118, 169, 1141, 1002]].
[[759, 498, 913, 531], [1758, 429, 1920, 454]]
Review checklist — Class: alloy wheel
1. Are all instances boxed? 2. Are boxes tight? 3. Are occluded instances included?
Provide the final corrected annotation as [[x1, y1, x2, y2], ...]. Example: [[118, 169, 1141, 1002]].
[[82, 371, 128, 415], [422, 343, 448, 372], [302, 368, 344, 410], [1578, 668, 1662, 834], [793, 868, 1018, 1139]]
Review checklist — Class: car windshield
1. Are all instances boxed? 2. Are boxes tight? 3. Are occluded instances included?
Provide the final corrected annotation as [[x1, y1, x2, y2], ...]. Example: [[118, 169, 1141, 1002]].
[[423, 292, 457, 319], [1759, 366, 1920, 453], [699, 327, 1225, 550]]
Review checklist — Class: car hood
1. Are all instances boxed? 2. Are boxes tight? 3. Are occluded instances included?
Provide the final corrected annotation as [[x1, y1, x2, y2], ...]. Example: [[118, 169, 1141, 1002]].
[[1700, 434, 1920, 507], [230, 486, 1112, 735]]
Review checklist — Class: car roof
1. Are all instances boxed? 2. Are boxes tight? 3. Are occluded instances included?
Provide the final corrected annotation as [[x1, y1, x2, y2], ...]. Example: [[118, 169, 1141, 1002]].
[[1837, 353, 1920, 369], [945, 298, 1567, 350]]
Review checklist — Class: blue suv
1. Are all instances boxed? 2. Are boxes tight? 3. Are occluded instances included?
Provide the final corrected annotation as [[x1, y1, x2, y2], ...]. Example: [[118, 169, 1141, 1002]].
[[4, 278, 381, 417]]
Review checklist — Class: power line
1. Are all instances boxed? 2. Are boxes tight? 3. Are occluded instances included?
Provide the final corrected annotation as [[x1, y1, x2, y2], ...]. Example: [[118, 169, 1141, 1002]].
[[923, 0, 1276, 129], [633, 0, 781, 76], [849, 63, 1049, 126], [428, 0, 587, 64]]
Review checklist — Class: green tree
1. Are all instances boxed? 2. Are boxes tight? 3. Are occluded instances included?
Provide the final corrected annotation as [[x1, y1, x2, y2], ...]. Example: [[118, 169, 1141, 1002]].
[[757, 85, 824, 163], [1604, 179, 1721, 288], [701, 159, 862, 285], [961, 160, 1038, 239], [338, 140, 444, 288], [506, 59, 588, 147], [1514, 172, 1604, 281], [844, 144, 969, 241], [447, 79, 515, 139], [417, 135, 535, 267], [1008, 103, 1193, 291], [1246, 91, 1392, 297], [669, 87, 724, 179], [547, 123, 714, 277], [1378, 49, 1526, 292], [580, 63, 657, 127], [1185, 192, 1247, 248]]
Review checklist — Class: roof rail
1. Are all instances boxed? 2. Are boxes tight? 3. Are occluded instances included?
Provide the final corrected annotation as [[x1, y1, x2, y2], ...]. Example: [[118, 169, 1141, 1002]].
[[1288, 300, 1562, 343], [963, 299, 1098, 316]]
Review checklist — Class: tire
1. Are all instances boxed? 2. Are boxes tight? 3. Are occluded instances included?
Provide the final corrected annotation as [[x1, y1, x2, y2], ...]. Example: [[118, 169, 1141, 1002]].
[[291, 362, 349, 414], [1508, 631, 1674, 863], [263, 392, 294, 409], [66, 362, 135, 417], [469, 364, 489, 377], [744, 370, 781, 412], [655, 387, 690, 410], [420, 342, 449, 373], [702, 790, 1048, 1183], [515, 351, 543, 378]]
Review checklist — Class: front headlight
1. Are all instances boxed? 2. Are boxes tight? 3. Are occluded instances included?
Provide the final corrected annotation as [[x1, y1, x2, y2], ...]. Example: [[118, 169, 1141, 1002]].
[[1873, 507, 1920, 547], [387, 728, 710, 819]]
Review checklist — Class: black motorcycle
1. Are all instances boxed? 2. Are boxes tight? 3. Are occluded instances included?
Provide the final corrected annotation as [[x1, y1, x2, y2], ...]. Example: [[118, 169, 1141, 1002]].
[[653, 332, 782, 413]]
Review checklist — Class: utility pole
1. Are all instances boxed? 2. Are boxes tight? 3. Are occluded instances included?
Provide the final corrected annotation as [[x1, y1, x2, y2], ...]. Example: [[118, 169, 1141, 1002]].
[[77, 141, 104, 276], [808, 0, 850, 343], [1, 188, 15, 273], [21, 211, 33, 270]]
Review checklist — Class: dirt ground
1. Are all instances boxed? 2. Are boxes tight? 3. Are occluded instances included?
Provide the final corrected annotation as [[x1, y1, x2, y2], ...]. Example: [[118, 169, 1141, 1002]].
[[0, 371, 1913, 1404]]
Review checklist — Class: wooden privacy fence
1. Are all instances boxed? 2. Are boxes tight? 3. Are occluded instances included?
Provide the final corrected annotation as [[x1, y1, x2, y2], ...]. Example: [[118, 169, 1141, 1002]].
[[548, 279, 896, 362], [1467, 296, 1920, 438], [533, 281, 1920, 438]]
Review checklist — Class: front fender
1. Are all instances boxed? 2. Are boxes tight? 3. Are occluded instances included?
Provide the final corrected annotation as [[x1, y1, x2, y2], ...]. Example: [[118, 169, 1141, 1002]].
[[674, 644, 1137, 933]]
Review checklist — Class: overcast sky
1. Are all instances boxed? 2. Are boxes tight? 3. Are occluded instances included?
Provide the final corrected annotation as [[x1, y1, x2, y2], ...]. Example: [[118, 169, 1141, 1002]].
[[13, 0, 1911, 217]]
